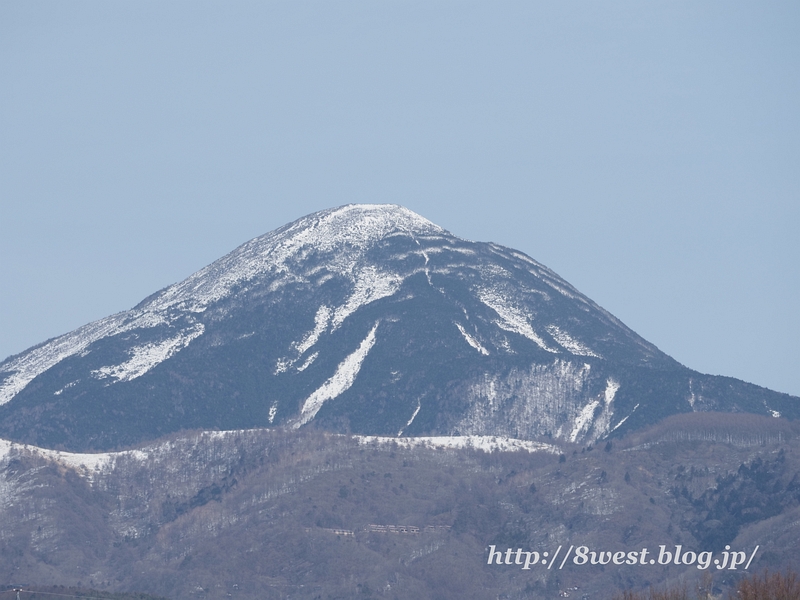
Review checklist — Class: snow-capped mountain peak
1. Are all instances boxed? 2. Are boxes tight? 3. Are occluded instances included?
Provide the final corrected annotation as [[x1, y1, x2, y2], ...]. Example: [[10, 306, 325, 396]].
[[1, 205, 794, 451]]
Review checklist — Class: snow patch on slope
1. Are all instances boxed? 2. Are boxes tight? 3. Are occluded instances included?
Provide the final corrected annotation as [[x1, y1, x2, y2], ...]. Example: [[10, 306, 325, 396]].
[[478, 289, 558, 353], [294, 322, 380, 428], [568, 378, 619, 442], [417, 245, 476, 256], [604, 378, 620, 404], [297, 306, 332, 356], [610, 403, 639, 434], [92, 324, 205, 383], [398, 401, 422, 436], [54, 380, 79, 396], [457, 360, 592, 441], [457, 363, 619, 444], [569, 400, 600, 442], [296, 352, 318, 372], [0, 310, 177, 405], [763, 400, 781, 418], [331, 267, 403, 329], [276, 306, 332, 374], [546, 325, 601, 358], [455, 323, 489, 355]]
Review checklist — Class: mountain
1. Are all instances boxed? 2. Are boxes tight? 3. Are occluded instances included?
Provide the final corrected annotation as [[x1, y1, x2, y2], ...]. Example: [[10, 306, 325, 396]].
[[0, 204, 796, 451]]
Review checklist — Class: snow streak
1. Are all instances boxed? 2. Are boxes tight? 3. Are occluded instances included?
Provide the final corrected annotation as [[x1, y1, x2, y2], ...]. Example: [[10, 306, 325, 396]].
[[569, 400, 601, 443], [478, 289, 558, 353], [398, 401, 422, 436], [294, 322, 380, 428], [546, 325, 601, 358], [455, 323, 489, 355], [331, 267, 402, 329], [92, 324, 205, 382]]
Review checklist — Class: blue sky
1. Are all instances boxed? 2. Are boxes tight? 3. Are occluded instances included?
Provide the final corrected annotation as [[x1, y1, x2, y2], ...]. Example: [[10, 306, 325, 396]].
[[1, 1, 798, 396]]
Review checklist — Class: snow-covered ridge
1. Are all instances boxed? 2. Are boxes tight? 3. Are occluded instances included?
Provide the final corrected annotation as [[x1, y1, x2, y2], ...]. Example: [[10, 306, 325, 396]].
[[149, 204, 445, 314], [355, 435, 559, 454], [0, 205, 444, 405], [0, 309, 178, 406], [0, 429, 262, 484], [0, 429, 557, 487], [0, 437, 138, 480]]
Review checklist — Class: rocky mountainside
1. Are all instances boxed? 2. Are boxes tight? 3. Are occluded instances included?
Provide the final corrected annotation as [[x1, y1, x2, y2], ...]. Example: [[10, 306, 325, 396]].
[[0, 204, 796, 451]]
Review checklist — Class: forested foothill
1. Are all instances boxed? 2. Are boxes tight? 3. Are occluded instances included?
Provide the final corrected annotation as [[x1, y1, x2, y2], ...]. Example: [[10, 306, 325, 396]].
[[2, 412, 800, 599]]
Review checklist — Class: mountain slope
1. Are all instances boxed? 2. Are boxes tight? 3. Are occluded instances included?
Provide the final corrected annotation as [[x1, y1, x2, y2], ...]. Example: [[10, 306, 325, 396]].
[[2, 417, 800, 600], [0, 204, 796, 451]]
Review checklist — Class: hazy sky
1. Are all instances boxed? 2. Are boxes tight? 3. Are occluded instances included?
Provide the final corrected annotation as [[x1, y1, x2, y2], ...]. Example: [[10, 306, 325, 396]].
[[1, 1, 798, 396]]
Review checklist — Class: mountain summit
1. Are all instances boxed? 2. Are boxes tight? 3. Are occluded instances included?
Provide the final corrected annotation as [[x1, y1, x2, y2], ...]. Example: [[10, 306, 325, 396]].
[[1, 204, 795, 450]]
